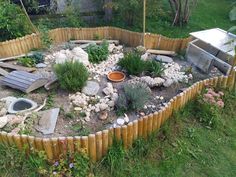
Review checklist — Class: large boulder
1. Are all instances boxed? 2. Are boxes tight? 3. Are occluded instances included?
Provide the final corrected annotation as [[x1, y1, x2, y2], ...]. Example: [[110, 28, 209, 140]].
[[71, 47, 89, 66], [82, 81, 100, 96]]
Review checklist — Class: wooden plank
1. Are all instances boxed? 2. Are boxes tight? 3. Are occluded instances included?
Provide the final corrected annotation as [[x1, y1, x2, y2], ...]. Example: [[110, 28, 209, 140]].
[[0, 53, 33, 62], [0, 67, 8, 76], [147, 49, 177, 56], [0, 62, 36, 72], [70, 40, 119, 45], [0, 71, 48, 93]]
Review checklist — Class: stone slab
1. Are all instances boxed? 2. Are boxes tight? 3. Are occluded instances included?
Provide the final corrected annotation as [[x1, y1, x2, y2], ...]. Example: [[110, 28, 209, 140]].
[[155, 55, 173, 63], [82, 81, 100, 96], [35, 108, 60, 135]]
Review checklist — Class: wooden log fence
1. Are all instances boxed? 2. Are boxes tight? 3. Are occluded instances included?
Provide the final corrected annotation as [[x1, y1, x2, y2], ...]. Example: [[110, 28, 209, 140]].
[[0, 27, 190, 58], [0, 26, 235, 162], [0, 72, 235, 161]]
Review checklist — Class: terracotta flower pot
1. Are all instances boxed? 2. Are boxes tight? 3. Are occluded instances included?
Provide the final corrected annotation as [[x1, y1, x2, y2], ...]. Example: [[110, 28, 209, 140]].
[[107, 71, 126, 82]]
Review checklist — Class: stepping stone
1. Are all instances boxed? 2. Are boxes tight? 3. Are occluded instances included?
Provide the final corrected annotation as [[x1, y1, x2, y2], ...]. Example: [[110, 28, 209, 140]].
[[155, 55, 173, 63], [0, 71, 48, 93], [36, 63, 47, 68], [35, 108, 60, 135], [82, 81, 100, 96]]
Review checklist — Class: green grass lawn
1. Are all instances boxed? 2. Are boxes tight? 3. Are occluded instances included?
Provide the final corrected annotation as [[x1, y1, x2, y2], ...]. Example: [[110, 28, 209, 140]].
[[111, 0, 235, 38], [94, 90, 236, 177]]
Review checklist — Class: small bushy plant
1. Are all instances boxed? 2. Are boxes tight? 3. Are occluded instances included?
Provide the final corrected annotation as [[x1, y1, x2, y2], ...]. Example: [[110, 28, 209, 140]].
[[87, 41, 109, 63], [118, 52, 164, 77], [194, 87, 224, 128], [124, 83, 151, 110], [118, 52, 146, 76], [145, 60, 164, 77], [17, 57, 35, 67], [54, 61, 89, 92], [116, 83, 151, 113]]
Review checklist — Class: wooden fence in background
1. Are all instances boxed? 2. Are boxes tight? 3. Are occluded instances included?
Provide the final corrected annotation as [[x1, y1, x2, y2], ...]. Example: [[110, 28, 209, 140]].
[[0, 27, 190, 58], [0, 27, 234, 162]]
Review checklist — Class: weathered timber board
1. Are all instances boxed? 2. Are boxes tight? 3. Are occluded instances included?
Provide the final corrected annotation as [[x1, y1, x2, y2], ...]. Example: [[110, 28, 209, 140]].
[[147, 49, 177, 56], [0, 68, 9, 76], [0, 62, 36, 72], [0, 71, 48, 93], [0, 53, 33, 62]]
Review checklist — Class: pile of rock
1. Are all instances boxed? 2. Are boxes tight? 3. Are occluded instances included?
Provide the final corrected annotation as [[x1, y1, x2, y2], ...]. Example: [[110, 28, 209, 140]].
[[161, 63, 193, 87], [45, 47, 89, 66], [69, 83, 118, 122]]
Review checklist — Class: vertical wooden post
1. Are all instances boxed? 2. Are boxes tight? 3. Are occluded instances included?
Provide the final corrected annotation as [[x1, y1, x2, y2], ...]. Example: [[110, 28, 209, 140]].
[[147, 114, 153, 136], [43, 138, 54, 160], [102, 130, 109, 156], [96, 131, 103, 161], [133, 120, 138, 140], [122, 125, 128, 149], [88, 134, 96, 162], [127, 123, 134, 148], [143, 116, 148, 139], [115, 126, 121, 141], [138, 118, 144, 138], [81, 136, 89, 154]]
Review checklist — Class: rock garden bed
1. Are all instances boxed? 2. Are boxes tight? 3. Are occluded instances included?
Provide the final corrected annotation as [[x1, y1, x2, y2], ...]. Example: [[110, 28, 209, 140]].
[[0, 40, 223, 138]]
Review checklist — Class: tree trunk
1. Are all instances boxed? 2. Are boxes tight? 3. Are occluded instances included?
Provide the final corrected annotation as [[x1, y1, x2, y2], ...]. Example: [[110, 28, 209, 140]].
[[104, 0, 113, 22]]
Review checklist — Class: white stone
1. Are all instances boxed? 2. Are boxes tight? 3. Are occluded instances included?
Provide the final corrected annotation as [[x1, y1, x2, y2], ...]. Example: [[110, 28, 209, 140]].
[[99, 103, 109, 111], [0, 116, 8, 128], [55, 52, 67, 64], [71, 47, 89, 66], [117, 118, 125, 126], [74, 107, 82, 111], [103, 83, 114, 96], [85, 116, 90, 122], [0, 108, 7, 117], [124, 114, 129, 123], [163, 79, 174, 87], [111, 93, 118, 101], [108, 101, 115, 107], [140, 76, 165, 88], [141, 53, 149, 61]]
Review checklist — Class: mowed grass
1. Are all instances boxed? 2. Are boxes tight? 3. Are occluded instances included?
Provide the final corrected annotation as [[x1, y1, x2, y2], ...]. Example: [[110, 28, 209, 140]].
[[112, 0, 235, 38], [94, 90, 236, 177]]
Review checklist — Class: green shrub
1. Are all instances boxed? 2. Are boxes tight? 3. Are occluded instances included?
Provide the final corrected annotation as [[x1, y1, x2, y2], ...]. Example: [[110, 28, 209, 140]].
[[17, 52, 44, 67], [145, 60, 164, 77], [87, 41, 109, 63], [118, 52, 164, 77], [54, 61, 89, 91], [0, 1, 33, 41], [118, 52, 146, 76], [116, 83, 151, 113], [17, 57, 36, 67]]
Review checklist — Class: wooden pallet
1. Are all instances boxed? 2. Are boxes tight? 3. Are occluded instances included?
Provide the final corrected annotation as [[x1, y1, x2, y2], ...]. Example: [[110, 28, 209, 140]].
[[0, 71, 48, 93]]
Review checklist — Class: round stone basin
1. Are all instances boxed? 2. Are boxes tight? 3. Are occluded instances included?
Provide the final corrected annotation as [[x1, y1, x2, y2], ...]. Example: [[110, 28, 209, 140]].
[[8, 98, 38, 114], [107, 71, 126, 82]]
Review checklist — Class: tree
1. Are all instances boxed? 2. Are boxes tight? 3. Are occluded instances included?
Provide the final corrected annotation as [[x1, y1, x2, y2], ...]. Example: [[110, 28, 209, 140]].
[[168, 0, 197, 26]]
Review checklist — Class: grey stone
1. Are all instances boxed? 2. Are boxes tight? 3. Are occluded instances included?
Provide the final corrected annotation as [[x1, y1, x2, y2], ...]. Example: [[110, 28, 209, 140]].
[[155, 55, 173, 63], [82, 81, 100, 96], [0, 116, 8, 128], [8, 98, 38, 114], [35, 108, 60, 135], [36, 63, 47, 68]]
